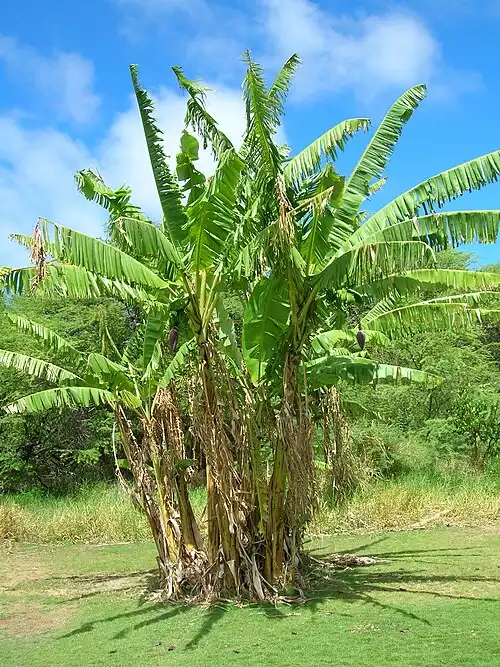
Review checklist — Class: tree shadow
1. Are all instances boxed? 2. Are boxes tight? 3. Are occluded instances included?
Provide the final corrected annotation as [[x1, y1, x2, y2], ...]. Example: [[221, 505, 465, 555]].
[[304, 558, 499, 623], [184, 605, 227, 649], [310, 536, 484, 559], [54, 542, 499, 649], [59, 603, 191, 639], [48, 570, 157, 583]]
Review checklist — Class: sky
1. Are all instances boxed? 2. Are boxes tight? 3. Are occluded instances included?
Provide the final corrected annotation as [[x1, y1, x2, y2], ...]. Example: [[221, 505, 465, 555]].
[[1, 0, 499, 268]]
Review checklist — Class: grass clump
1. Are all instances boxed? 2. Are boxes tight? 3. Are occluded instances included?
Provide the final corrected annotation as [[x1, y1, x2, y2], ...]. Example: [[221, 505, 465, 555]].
[[311, 469, 500, 535], [0, 484, 150, 544], [1, 471, 498, 545]]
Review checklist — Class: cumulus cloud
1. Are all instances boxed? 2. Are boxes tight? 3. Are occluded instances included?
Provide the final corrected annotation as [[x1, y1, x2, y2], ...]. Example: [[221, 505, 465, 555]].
[[0, 116, 105, 266], [0, 84, 247, 265], [0, 36, 100, 123], [111, 0, 480, 102], [261, 0, 448, 100], [0, 0, 479, 266]]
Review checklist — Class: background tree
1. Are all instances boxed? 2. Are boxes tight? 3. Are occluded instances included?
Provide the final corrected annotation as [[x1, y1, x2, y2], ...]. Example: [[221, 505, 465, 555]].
[[0, 294, 130, 491]]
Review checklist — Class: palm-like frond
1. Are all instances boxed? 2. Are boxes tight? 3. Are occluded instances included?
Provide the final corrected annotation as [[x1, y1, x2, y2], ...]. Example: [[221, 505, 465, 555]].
[[342, 210, 500, 252], [1, 262, 158, 307], [231, 221, 275, 279], [0, 350, 81, 385], [368, 178, 387, 196], [267, 54, 301, 121], [311, 330, 354, 354], [75, 169, 147, 221], [86, 353, 135, 392], [38, 221, 169, 291], [53, 264, 157, 305], [187, 148, 244, 269], [242, 52, 282, 182], [214, 296, 243, 370], [1, 265, 43, 295], [97, 309, 122, 361], [362, 292, 500, 335], [130, 64, 188, 246], [306, 355, 438, 388], [10, 231, 59, 260], [285, 118, 369, 187], [3, 386, 125, 415], [176, 130, 206, 206], [160, 338, 195, 387], [336, 86, 427, 226], [172, 66, 234, 158], [358, 152, 500, 238], [310, 328, 390, 355], [314, 240, 435, 291], [142, 310, 167, 369], [417, 210, 500, 245], [140, 340, 163, 386], [7, 313, 84, 363], [242, 276, 290, 384], [357, 268, 500, 299], [114, 217, 180, 270], [298, 166, 346, 272]]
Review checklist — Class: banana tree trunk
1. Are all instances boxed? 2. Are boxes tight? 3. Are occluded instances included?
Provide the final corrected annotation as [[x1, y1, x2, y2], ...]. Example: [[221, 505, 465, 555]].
[[323, 386, 355, 501], [197, 342, 242, 594], [264, 351, 315, 587], [264, 437, 286, 583], [114, 390, 207, 599], [190, 337, 274, 598]]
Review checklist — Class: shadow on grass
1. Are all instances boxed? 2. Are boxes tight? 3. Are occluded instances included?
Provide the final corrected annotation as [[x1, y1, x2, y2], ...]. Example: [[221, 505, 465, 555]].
[[312, 538, 489, 570], [54, 543, 499, 649], [6, 569, 159, 606]]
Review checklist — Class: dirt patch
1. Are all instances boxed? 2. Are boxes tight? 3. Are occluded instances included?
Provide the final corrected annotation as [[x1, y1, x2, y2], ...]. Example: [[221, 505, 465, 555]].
[[0, 600, 74, 637], [0, 548, 49, 590]]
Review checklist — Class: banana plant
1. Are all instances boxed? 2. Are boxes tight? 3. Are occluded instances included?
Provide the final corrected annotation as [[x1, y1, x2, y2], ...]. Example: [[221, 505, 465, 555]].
[[0, 308, 205, 598], [237, 55, 500, 582], [1, 63, 261, 596], [3, 54, 500, 595]]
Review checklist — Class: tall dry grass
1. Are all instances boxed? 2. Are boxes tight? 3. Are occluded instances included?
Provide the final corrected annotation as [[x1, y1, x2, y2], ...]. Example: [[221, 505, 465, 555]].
[[310, 470, 500, 535], [0, 484, 149, 543], [1, 473, 498, 544]]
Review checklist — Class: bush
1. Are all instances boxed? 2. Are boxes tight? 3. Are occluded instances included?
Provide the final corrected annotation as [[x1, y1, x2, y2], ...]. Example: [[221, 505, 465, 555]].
[[0, 295, 132, 492], [350, 422, 431, 476]]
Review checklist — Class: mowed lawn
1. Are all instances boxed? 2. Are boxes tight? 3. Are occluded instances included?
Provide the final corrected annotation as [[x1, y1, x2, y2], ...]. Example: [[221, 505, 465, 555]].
[[1, 526, 499, 667]]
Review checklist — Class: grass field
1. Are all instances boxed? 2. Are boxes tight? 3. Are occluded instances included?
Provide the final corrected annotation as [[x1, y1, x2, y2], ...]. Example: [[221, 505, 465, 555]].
[[1, 471, 499, 544], [1, 526, 499, 666]]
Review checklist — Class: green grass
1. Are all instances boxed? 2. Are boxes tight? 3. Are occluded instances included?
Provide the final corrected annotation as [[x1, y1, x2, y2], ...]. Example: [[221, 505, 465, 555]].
[[0, 526, 499, 666], [0, 484, 207, 544], [1, 472, 498, 544], [311, 470, 500, 535]]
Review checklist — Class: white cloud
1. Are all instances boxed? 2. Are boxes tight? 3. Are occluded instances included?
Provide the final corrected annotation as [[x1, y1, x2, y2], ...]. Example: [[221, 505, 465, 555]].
[[98, 84, 248, 218], [111, 0, 479, 102], [0, 84, 248, 265], [0, 36, 100, 123], [261, 0, 444, 100], [0, 116, 106, 266]]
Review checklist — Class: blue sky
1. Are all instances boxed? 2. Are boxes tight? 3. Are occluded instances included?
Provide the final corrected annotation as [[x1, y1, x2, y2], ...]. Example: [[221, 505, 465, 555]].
[[1, 0, 499, 267]]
